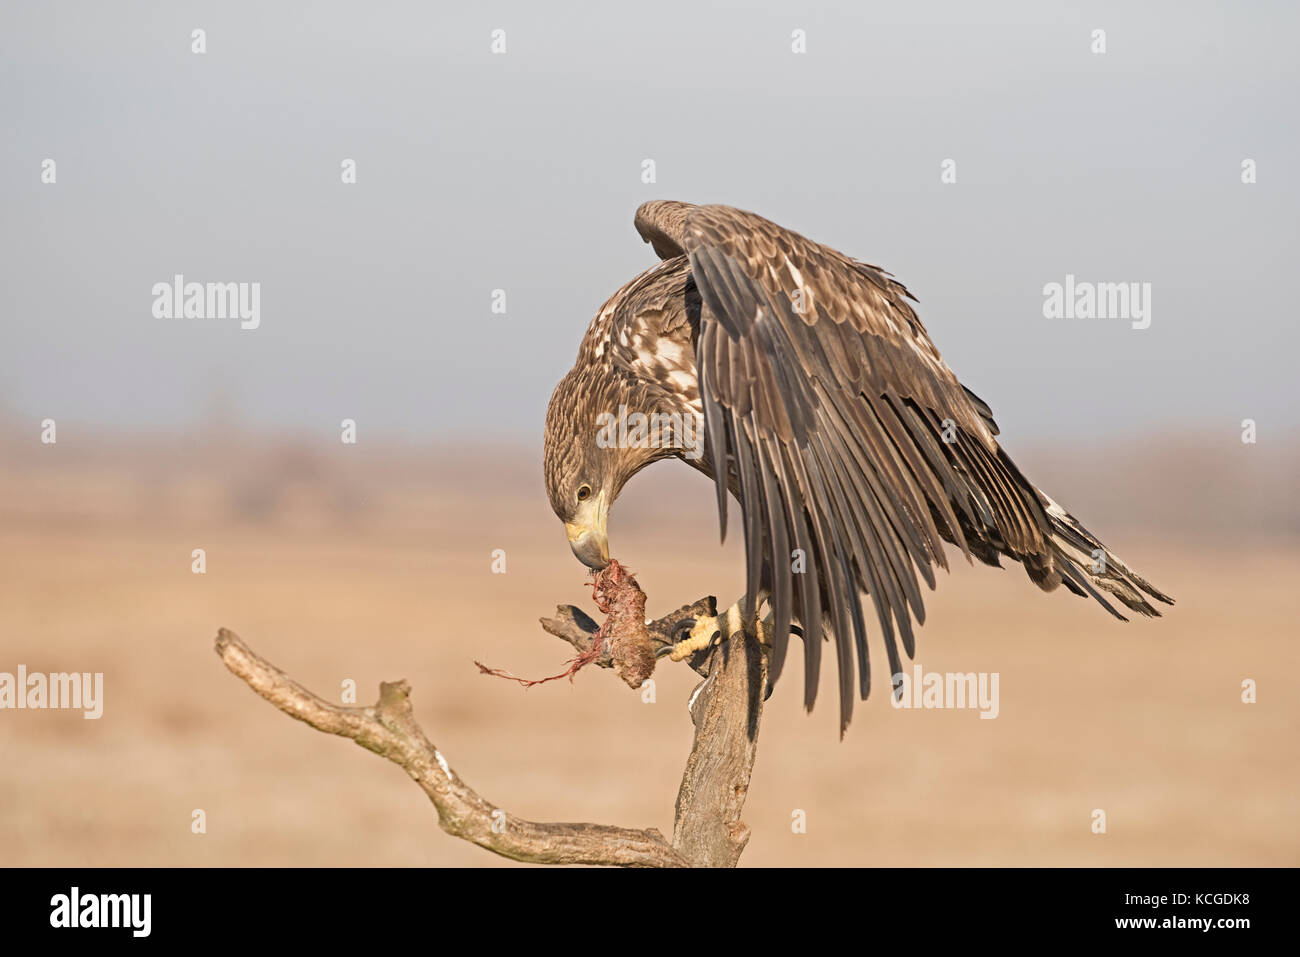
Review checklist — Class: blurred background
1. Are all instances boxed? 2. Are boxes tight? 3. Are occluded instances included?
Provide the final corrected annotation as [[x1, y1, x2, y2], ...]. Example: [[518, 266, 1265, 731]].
[[1, 0, 1297, 866]]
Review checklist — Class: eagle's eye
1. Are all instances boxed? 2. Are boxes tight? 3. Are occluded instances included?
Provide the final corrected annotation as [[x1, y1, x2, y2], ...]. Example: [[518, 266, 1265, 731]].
[[576, 484, 592, 503]]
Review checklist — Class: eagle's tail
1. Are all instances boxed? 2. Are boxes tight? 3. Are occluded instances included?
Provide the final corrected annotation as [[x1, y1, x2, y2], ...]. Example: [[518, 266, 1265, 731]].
[[1035, 492, 1175, 620]]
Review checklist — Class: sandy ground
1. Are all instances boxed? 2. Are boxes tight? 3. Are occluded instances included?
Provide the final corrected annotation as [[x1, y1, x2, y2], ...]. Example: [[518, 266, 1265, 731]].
[[0, 440, 1296, 867]]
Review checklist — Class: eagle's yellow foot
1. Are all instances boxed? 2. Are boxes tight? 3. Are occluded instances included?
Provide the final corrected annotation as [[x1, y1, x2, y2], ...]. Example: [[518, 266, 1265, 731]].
[[661, 600, 773, 661], [667, 614, 720, 661]]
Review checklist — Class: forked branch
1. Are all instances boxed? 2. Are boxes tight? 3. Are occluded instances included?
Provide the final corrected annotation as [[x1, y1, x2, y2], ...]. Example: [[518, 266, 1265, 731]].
[[214, 583, 767, 868]]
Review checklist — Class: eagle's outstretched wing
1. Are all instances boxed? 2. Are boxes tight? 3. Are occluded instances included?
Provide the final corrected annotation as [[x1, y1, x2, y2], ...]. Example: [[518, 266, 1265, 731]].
[[634, 200, 1171, 732]]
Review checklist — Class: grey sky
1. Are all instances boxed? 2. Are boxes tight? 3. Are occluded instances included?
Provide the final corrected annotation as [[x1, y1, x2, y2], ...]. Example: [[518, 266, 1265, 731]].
[[3, 0, 1296, 446]]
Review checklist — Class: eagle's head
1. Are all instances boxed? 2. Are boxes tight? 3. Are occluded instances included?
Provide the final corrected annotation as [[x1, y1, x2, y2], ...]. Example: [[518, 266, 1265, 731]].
[[543, 364, 677, 570], [543, 367, 619, 570]]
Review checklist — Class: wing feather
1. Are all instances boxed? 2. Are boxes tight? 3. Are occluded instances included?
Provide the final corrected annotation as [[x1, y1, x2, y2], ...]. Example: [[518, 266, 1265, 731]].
[[631, 200, 1167, 732]]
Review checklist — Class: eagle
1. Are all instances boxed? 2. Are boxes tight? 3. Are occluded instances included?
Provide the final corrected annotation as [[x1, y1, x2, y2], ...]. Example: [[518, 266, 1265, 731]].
[[544, 201, 1173, 733]]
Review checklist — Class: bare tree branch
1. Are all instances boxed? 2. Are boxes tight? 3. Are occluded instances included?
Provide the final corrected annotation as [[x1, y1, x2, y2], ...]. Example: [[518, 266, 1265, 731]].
[[215, 628, 687, 867], [214, 582, 766, 868]]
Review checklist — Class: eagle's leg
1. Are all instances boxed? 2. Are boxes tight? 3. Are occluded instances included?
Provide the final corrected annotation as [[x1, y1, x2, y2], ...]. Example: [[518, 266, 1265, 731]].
[[660, 595, 775, 662]]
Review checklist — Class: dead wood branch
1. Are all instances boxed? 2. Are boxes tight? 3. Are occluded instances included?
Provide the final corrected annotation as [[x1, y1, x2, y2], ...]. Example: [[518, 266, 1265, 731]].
[[215, 584, 767, 868]]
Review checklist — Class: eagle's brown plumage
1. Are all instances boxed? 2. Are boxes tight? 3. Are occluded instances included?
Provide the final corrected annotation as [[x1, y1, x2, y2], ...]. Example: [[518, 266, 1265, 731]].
[[544, 201, 1173, 734]]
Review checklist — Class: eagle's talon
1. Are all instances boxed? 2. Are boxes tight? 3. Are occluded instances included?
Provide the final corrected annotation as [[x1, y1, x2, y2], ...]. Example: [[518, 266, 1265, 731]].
[[655, 619, 696, 658]]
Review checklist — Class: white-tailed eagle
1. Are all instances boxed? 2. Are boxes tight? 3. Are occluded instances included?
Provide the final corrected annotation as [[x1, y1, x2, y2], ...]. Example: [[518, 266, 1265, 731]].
[[544, 201, 1172, 733]]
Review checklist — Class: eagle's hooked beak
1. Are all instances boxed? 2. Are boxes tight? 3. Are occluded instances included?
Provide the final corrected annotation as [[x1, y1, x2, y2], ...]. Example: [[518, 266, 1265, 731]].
[[565, 490, 610, 569]]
